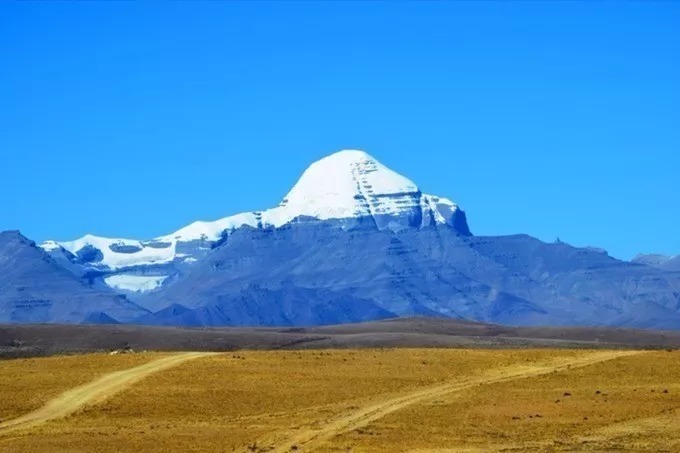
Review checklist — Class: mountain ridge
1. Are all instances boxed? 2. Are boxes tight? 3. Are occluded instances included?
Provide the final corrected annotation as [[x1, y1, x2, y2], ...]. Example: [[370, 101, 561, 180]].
[[140, 221, 680, 329], [39, 150, 470, 295]]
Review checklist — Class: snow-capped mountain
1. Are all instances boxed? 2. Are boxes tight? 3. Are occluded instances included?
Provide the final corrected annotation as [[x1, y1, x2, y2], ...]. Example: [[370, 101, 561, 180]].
[[22, 148, 680, 329], [41, 150, 470, 295], [158, 149, 469, 240]]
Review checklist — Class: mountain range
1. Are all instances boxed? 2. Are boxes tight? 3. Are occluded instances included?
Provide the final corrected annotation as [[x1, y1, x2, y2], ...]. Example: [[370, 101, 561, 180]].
[[2, 150, 679, 329]]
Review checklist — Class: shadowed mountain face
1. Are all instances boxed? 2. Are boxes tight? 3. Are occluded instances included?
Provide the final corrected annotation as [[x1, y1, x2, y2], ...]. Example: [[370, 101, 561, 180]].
[[139, 222, 680, 329], [135, 285, 394, 327], [0, 231, 148, 324]]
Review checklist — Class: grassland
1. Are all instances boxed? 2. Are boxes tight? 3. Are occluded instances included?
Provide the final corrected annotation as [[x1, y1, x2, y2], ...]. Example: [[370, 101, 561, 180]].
[[329, 350, 680, 452], [1, 349, 678, 452], [0, 352, 168, 421]]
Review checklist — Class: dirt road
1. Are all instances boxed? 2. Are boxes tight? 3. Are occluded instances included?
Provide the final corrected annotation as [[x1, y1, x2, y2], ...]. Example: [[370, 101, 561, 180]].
[[568, 406, 680, 450], [268, 350, 643, 452], [0, 352, 218, 435]]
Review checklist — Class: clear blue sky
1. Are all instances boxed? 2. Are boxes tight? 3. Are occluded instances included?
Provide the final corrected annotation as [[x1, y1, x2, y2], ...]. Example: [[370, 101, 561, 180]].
[[1, 2, 678, 260]]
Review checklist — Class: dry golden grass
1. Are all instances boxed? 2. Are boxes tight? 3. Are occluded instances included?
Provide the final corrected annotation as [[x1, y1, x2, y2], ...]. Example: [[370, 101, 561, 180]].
[[1, 349, 679, 452], [327, 350, 680, 452], [0, 352, 168, 421]]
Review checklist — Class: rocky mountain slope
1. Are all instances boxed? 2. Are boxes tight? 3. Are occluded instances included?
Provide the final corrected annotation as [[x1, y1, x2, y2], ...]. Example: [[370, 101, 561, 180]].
[[0, 231, 148, 323], [141, 222, 680, 329]]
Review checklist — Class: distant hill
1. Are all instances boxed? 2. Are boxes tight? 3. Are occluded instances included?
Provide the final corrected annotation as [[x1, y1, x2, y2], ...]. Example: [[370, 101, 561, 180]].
[[0, 231, 148, 324], [5, 317, 680, 359]]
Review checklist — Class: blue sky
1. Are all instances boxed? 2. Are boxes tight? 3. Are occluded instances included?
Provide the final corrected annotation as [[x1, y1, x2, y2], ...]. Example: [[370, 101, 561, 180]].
[[1, 2, 678, 260]]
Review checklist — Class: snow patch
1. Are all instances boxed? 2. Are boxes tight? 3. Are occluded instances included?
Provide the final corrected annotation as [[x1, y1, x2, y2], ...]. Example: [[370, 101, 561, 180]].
[[56, 234, 177, 270], [40, 240, 62, 252], [156, 212, 260, 242], [104, 274, 168, 292]]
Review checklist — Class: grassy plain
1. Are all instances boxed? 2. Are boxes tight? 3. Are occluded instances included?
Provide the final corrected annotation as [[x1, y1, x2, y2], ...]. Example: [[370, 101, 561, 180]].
[[1, 349, 679, 452], [0, 352, 168, 421]]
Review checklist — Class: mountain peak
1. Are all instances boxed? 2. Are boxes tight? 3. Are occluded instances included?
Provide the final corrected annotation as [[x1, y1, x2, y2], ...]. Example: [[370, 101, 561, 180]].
[[320, 148, 372, 160], [153, 149, 469, 242], [0, 230, 23, 240], [275, 150, 419, 224], [0, 230, 35, 247]]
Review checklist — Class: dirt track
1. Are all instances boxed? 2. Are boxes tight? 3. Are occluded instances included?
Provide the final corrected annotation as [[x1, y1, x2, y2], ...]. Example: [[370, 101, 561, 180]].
[[267, 350, 644, 452], [572, 407, 680, 450], [0, 352, 217, 435]]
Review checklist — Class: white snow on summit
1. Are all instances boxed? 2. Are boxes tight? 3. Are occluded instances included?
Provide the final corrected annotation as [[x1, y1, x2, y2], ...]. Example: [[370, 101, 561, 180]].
[[157, 149, 462, 242], [267, 149, 420, 224]]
